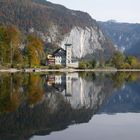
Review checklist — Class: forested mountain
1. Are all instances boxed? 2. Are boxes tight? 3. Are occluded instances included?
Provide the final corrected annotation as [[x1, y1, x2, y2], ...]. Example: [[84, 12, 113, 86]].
[[0, 0, 94, 33], [0, 0, 115, 59], [99, 21, 140, 57]]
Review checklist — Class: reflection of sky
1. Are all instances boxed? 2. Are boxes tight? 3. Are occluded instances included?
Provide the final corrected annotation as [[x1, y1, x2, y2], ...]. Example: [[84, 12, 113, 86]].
[[32, 113, 140, 140]]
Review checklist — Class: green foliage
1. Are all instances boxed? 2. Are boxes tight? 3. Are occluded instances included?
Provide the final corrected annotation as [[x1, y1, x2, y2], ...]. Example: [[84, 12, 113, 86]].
[[48, 64, 64, 69], [119, 63, 131, 69], [108, 52, 140, 69], [126, 56, 139, 69], [111, 52, 125, 68], [79, 60, 96, 69], [79, 72, 96, 81], [111, 72, 139, 88]]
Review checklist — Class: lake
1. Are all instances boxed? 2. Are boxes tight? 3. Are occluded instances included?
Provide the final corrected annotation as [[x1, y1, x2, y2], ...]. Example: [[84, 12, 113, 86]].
[[0, 72, 140, 140]]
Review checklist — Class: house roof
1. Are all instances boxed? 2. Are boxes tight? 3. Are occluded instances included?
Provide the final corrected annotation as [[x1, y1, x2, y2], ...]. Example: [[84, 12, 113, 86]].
[[65, 44, 72, 46], [52, 48, 66, 57]]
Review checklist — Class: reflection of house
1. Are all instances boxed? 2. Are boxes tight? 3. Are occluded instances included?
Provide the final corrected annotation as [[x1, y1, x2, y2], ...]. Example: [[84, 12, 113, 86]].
[[46, 44, 79, 68], [46, 73, 103, 110], [46, 73, 78, 96]]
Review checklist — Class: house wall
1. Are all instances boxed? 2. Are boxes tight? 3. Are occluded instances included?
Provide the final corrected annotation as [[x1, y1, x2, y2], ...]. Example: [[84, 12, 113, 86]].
[[55, 56, 66, 65], [46, 47, 79, 68], [46, 55, 55, 65], [67, 62, 79, 68], [55, 56, 62, 65], [66, 46, 72, 65]]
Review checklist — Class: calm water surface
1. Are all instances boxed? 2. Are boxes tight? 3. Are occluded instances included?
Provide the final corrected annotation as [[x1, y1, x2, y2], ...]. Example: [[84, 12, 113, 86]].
[[0, 72, 140, 140]]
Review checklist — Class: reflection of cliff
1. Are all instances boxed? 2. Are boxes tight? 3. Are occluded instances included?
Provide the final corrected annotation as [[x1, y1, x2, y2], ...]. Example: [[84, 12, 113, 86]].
[[97, 72, 140, 114], [99, 81, 140, 113], [0, 72, 114, 140], [46, 73, 114, 110]]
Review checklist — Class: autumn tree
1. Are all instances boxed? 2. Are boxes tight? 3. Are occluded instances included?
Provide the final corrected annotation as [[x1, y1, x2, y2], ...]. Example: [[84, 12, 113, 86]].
[[25, 34, 44, 67], [0, 25, 9, 65], [0, 25, 23, 67], [6, 26, 23, 67]]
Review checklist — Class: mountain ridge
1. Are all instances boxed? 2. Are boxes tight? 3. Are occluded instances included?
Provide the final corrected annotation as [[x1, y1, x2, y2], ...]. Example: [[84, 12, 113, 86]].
[[99, 20, 140, 57], [0, 0, 115, 58]]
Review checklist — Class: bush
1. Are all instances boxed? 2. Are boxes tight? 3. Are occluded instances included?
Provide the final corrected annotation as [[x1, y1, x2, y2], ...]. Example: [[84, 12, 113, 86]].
[[48, 64, 63, 69], [79, 60, 96, 69], [120, 63, 131, 69]]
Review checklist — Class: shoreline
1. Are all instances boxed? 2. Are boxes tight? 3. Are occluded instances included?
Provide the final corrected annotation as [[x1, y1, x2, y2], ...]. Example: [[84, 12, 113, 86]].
[[1, 68, 140, 73]]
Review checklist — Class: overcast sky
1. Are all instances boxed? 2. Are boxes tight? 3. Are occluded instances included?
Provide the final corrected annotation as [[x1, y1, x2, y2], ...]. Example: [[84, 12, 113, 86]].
[[49, 0, 140, 23]]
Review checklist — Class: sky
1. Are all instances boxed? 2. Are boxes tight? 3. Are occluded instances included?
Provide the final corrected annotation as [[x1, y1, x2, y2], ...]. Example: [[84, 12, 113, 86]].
[[49, 0, 140, 23]]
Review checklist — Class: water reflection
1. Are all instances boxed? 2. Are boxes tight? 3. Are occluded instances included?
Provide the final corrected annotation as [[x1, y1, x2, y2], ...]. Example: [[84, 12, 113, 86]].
[[0, 72, 140, 140]]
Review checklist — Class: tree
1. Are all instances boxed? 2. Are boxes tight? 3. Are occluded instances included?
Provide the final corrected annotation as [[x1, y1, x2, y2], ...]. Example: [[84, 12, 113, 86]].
[[126, 56, 139, 69], [13, 49, 23, 66], [0, 42, 7, 65], [6, 26, 22, 67], [79, 60, 96, 69], [111, 52, 125, 68], [0, 25, 22, 67], [25, 34, 44, 67], [0, 25, 9, 65]]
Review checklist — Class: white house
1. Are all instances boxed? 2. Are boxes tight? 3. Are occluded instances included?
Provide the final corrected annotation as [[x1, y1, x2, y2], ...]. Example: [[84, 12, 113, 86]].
[[46, 44, 79, 68]]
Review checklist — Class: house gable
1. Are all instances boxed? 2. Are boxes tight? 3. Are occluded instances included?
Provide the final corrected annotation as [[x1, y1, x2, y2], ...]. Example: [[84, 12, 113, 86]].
[[52, 48, 66, 57]]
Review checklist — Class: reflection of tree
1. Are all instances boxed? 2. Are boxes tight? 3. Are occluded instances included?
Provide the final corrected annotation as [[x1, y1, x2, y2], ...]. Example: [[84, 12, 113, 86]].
[[79, 72, 96, 81], [111, 72, 138, 89], [0, 74, 23, 113], [0, 73, 45, 113], [26, 74, 45, 107]]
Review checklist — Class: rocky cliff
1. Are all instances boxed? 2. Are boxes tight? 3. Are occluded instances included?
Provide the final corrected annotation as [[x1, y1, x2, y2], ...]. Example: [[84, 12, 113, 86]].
[[0, 0, 115, 58]]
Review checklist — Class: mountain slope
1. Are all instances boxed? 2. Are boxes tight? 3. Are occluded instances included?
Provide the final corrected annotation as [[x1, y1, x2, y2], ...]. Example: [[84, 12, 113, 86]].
[[0, 0, 115, 58], [126, 41, 140, 57], [99, 21, 140, 56]]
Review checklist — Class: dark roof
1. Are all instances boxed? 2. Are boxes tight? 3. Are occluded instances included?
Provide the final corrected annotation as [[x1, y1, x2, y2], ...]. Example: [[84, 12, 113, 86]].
[[65, 44, 72, 46], [52, 48, 66, 57]]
